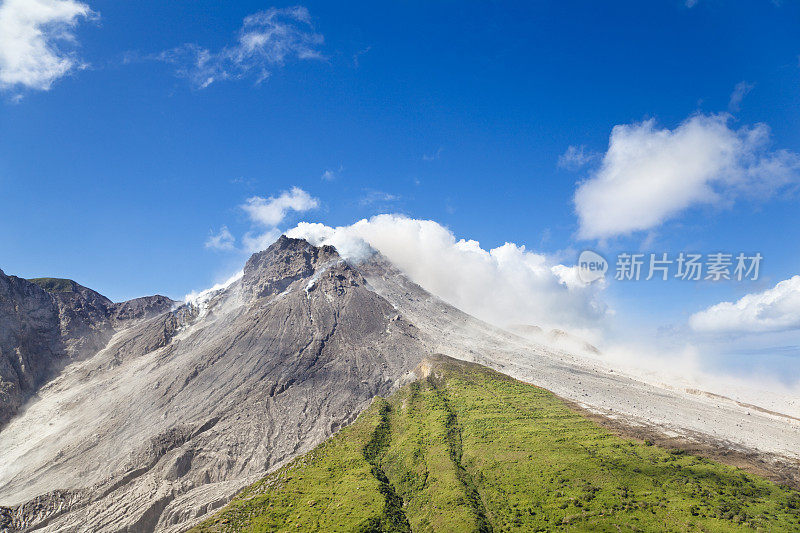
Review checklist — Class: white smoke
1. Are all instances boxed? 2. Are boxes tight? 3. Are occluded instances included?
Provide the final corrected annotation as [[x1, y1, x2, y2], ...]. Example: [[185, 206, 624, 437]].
[[184, 269, 243, 308], [182, 211, 800, 417], [286, 215, 608, 336], [285, 216, 799, 415], [597, 339, 800, 418]]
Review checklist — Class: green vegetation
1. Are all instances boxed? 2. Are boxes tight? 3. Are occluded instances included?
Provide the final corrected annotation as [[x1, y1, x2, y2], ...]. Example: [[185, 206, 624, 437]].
[[192, 356, 800, 532], [28, 277, 78, 293], [359, 400, 411, 533]]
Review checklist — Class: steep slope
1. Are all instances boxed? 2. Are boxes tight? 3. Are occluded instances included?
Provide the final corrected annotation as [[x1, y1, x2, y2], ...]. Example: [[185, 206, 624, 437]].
[[0, 237, 427, 532], [0, 272, 173, 428], [358, 255, 800, 469], [0, 272, 63, 429], [30, 277, 117, 360], [192, 355, 800, 532]]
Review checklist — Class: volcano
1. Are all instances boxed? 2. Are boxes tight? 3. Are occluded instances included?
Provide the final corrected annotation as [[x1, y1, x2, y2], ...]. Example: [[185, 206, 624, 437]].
[[0, 236, 797, 532]]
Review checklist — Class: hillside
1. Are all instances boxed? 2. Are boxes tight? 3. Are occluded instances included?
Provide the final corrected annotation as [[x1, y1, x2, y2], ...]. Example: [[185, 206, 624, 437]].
[[192, 355, 800, 532]]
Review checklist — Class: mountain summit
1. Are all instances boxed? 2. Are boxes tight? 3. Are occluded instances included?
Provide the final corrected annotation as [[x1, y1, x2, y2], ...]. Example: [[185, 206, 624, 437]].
[[240, 236, 341, 301]]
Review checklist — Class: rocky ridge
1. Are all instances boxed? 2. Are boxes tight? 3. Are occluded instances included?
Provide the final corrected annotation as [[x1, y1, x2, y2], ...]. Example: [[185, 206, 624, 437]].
[[0, 273, 174, 428]]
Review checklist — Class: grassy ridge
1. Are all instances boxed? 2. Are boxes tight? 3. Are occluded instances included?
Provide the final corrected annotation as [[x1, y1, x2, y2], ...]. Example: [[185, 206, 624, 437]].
[[28, 277, 78, 293], [192, 356, 800, 532]]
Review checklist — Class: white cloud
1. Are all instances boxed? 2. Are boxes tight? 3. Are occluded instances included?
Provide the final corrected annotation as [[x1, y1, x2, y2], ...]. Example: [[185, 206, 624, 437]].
[[286, 215, 608, 333], [241, 186, 318, 227], [235, 186, 318, 253], [728, 81, 754, 112], [0, 0, 94, 91], [321, 165, 342, 181], [161, 6, 323, 88], [558, 145, 597, 170], [574, 113, 800, 240], [352, 46, 370, 68], [201, 187, 319, 254], [205, 226, 235, 251], [690, 276, 800, 334]]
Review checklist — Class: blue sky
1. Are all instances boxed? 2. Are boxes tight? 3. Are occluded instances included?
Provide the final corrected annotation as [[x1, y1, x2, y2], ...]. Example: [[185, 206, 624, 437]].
[[1, 1, 799, 384]]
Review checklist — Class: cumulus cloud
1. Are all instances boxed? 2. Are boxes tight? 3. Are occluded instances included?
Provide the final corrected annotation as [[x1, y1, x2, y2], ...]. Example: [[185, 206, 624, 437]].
[[574, 113, 800, 240], [205, 226, 235, 251], [160, 6, 323, 88], [235, 186, 318, 253], [201, 187, 318, 254], [0, 0, 94, 91], [286, 215, 609, 333], [242, 186, 318, 227], [558, 145, 598, 170], [690, 276, 800, 334]]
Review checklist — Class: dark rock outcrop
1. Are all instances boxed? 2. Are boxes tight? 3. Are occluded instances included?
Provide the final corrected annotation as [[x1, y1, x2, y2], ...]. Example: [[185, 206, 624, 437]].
[[30, 278, 115, 360], [240, 235, 339, 301], [110, 295, 176, 325], [0, 273, 174, 428], [0, 271, 64, 428]]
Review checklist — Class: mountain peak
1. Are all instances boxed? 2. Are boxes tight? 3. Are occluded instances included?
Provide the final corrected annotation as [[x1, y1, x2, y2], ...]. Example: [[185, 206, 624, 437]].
[[274, 234, 310, 249], [241, 236, 341, 300], [28, 277, 113, 305]]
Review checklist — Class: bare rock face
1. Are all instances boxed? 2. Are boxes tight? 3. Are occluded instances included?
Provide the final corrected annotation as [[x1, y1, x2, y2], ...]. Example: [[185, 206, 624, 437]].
[[0, 272, 64, 428], [29, 278, 115, 360], [240, 235, 339, 301], [0, 237, 427, 532], [2, 237, 799, 533], [110, 295, 176, 326], [0, 274, 175, 430]]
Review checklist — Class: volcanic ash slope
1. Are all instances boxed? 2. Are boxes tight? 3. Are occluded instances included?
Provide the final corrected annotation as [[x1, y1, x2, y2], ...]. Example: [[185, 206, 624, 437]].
[[0, 237, 426, 532]]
